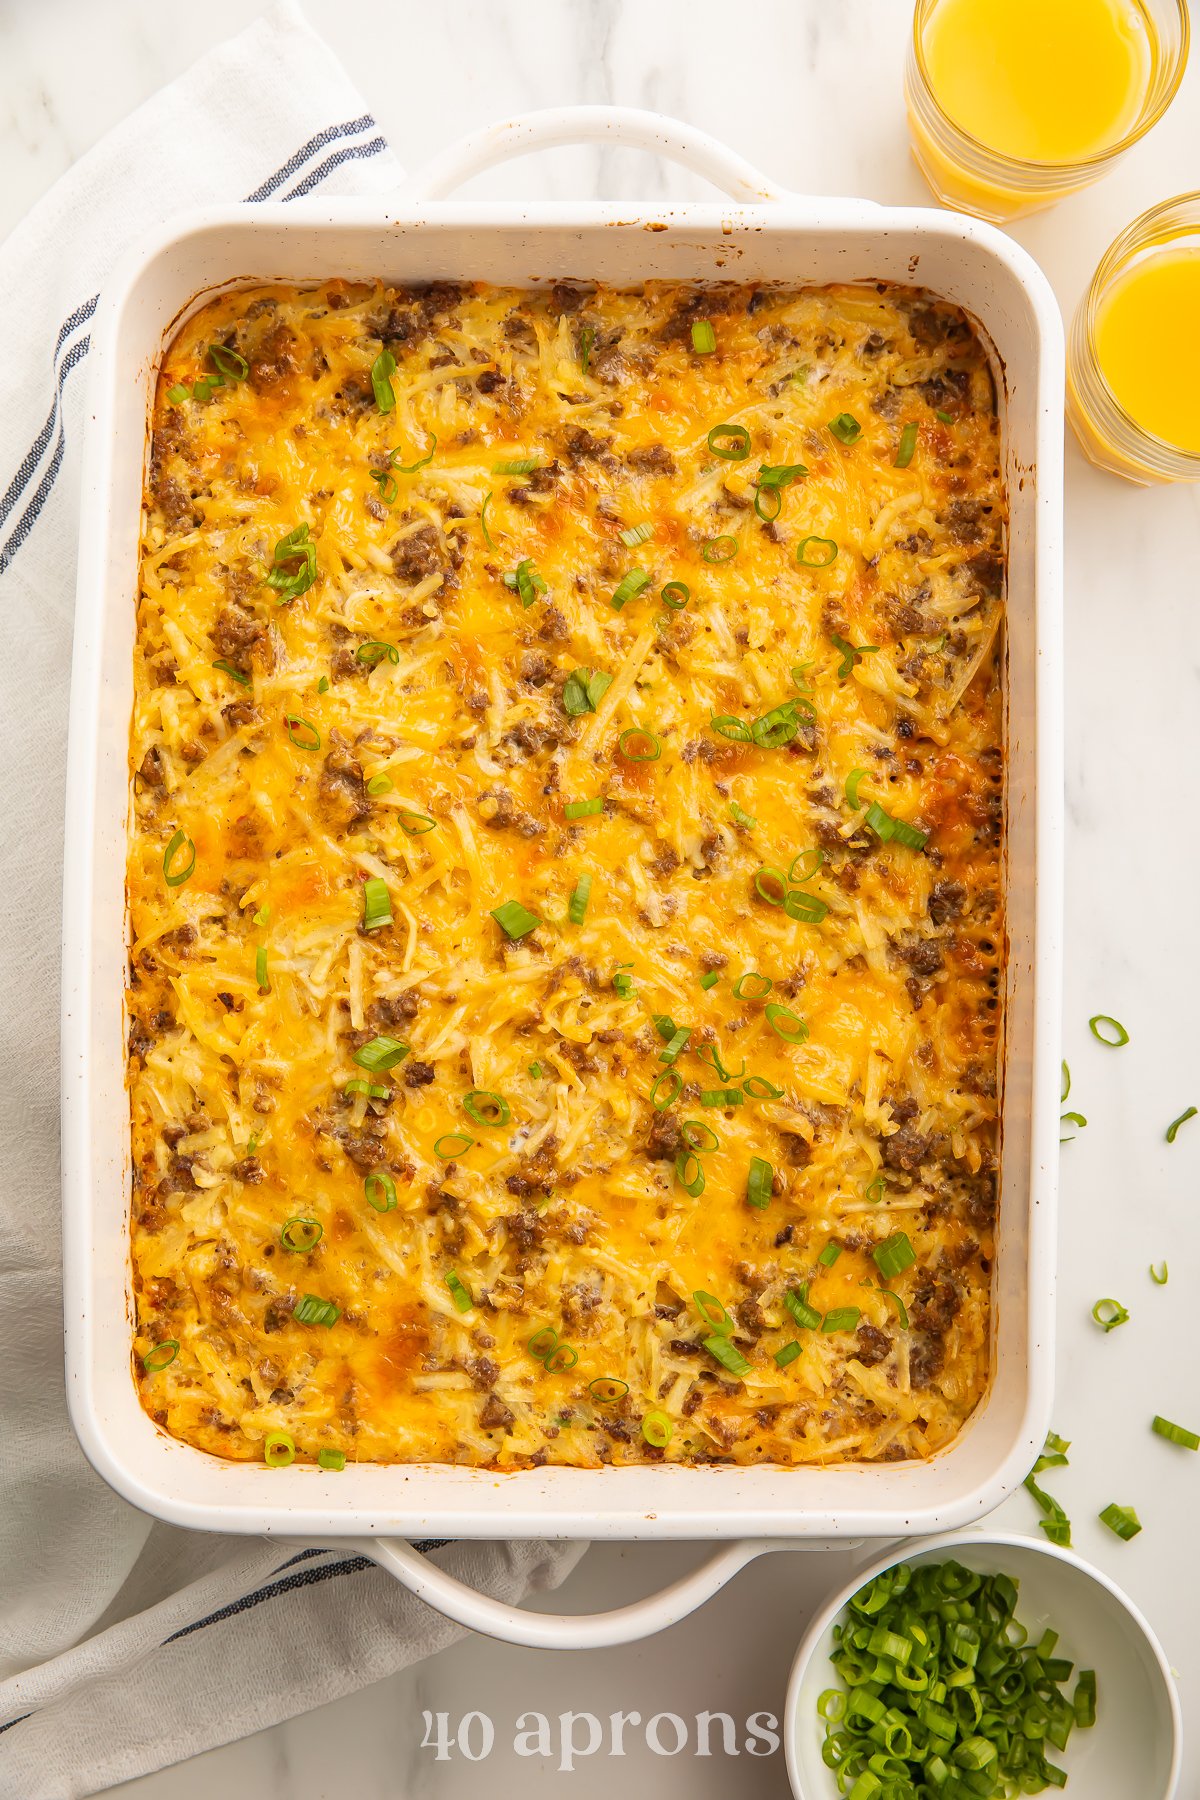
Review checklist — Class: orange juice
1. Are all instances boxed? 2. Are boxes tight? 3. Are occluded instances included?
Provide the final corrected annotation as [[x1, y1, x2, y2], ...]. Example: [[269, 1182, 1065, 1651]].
[[923, 0, 1153, 164], [1094, 248, 1200, 453]]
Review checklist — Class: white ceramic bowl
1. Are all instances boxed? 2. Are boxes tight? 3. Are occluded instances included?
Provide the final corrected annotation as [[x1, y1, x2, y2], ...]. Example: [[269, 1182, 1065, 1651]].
[[784, 1531, 1182, 1800]]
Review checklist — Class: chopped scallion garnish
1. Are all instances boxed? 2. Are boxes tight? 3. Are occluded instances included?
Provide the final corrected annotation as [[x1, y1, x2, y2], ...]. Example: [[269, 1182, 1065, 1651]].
[[352, 1035, 409, 1072], [1091, 1297, 1129, 1332], [280, 1216, 323, 1253], [873, 1232, 916, 1279], [747, 1156, 774, 1209], [463, 1089, 511, 1127], [691, 320, 717, 354], [162, 829, 195, 888], [1166, 1106, 1196, 1142], [568, 872, 592, 923], [564, 796, 604, 820], [1099, 1502, 1142, 1541], [706, 422, 750, 461], [700, 535, 738, 564], [317, 1448, 346, 1471], [362, 876, 392, 931], [1152, 1414, 1199, 1450], [894, 421, 919, 467], [294, 1293, 340, 1327], [617, 727, 661, 761], [490, 900, 540, 939], [611, 567, 650, 611], [1089, 1013, 1129, 1047], [364, 1171, 397, 1213], [370, 349, 396, 412], [828, 412, 861, 445], [445, 1271, 474, 1313]]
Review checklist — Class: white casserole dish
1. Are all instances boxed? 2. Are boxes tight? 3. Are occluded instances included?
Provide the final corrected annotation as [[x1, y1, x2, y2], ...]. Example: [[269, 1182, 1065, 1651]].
[[62, 108, 1064, 1648]]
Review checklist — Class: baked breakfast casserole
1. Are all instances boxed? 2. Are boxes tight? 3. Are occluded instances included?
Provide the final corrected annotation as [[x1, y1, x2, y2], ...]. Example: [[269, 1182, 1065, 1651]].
[[127, 278, 1005, 1471]]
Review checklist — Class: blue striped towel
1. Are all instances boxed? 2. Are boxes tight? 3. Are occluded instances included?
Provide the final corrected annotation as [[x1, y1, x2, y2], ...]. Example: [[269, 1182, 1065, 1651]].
[[0, 7, 584, 1794]]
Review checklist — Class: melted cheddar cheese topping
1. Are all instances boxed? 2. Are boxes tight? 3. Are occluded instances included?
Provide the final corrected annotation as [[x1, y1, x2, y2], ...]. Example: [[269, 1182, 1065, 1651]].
[[129, 279, 1004, 1470]]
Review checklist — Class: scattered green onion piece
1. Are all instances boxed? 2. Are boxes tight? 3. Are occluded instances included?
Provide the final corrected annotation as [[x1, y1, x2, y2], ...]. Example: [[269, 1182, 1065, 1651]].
[[294, 1293, 340, 1327], [1099, 1503, 1142, 1541], [757, 461, 809, 489], [617, 727, 662, 761], [830, 631, 878, 678], [874, 1232, 916, 1279], [701, 535, 738, 564], [706, 422, 750, 461], [699, 970, 720, 991], [562, 667, 613, 716], [755, 866, 788, 906], [711, 714, 752, 742], [659, 1026, 691, 1065], [212, 658, 250, 686], [491, 900, 540, 940], [1150, 1261, 1169, 1285], [255, 946, 269, 992], [675, 1151, 705, 1197], [1061, 1060, 1071, 1102], [783, 889, 829, 924], [434, 1132, 475, 1160], [1025, 1472, 1071, 1545], [693, 1291, 732, 1333], [751, 705, 799, 748], [734, 971, 773, 1000], [370, 349, 396, 412], [317, 676, 329, 693], [765, 1003, 808, 1044], [1091, 1297, 1129, 1333], [353, 1035, 409, 1072], [620, 521, 655, 547], [284, 714, 320, 752], [743, 1075, 784, 1099], [589, 1376, 629, 1402], [1152, 1414, 1199, 1450], [894, 422, 919, 467], [480, 489, 496, 548], [463, 1089, 511, 1128], [493, 456, 543, 475], [785, 1287, 821, 1331], [845, 767, 868, 808], [890, 817, 929, 850], [567, 872, 593, 924], [936, 408, 954, 423], [747, 1157, 774, 1209], [504, 557, 548, 608], [356, 640, 400, 667], [317, 1448, 346, 1471], [528, 1062, 544, 1078], [166, 384, 190, 405], [864, 1173, 886, 1203], [729, 798, 756, 829], [1089, 1013, 1129, 1047], [398, 810, 436, 835], [691, 319, 717, 353], [564, 795, 604, 820], [1074, 1670, 1097, 1728], [266, 523, 318, 601], [681, 1120, 721, 1153], [343, 1079, 388, 1098], [579, 326, 595, 373], [141, 1340, 179, 1372], [280, 1216, 323, 1253], [208, 343, 248, 382], [611, 567, 650, 610], [775, 1341, 802, 1368], [1166, 1106, 1196, 1142], [788, 848, 824, 884], [700, 1087, 743, 1108], [828, 412, 862, 445], [796, 534, 839, 568], [822, 1307, 861, 1334], [362, 876, 392, 931], [642, 1409, 673, 1448], [544, 1343, 578, 1373], [650, 1069, 682, 1110], [364, 1171, 397, 1213], [162, 829, 195, 888], [445, 1271, 473, 1314], [370, 469, 398, 505], [367, 774, 393, 796], [264, 1431, 295, 1467], [661, 580, 690, 610], [879, 1287, 909, 1327], [818, 1241, 842, 1268], [753, 482, 782, 523], [1032, 1429, 1072, 1474], [253, 905, 270, 926], [1060, 1111, 1088, 1142], [705, 1333, 751, 1377], [613, 962, 635, 998], [527, 1326, 558, 1361]]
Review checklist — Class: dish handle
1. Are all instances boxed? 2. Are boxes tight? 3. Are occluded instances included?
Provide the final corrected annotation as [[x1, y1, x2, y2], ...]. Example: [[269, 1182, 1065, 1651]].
[[318, 1534, 841, 1649], [398, 105, 787, 204]]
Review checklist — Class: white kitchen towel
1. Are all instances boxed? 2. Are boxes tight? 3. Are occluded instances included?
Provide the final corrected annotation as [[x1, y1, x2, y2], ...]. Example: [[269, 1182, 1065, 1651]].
[[0, 7, 585, 1796]]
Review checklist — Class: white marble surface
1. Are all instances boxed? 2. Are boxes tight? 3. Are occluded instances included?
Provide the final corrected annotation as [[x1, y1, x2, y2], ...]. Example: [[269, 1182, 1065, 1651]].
[[4, 1, 1200, 1795]]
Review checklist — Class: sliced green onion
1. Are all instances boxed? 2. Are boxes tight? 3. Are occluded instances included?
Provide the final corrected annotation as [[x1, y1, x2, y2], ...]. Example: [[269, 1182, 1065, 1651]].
[[1074, 1670, 1097, 1728], [699, 970, 720, 991], [765, 1003, 808, 1044], [753, 483, 782, 523], [1092, 1297, 1129, 1332], [545, 1342, 578, 1373], [705, 1333, 750, 1377], [754, 865, 788, 906], [701, 535, 738, 564], [367, 774, 393, 796], [747, 1156, 774, 1209], [1152, 1414, 1199, 1450], [480, 489, 496, 549], [757, 461, 808, 489], [700, 1087, 742, 1108], [879, 1287, 909, 1327], [1099, 1502, 1142, 1541], [661, 580, 690, 610], [567, 873, 592, 924], [1060, 1111, 1088, 1142], [613, 962, 635, 998], [264, 1431, 295, 1467], [611, 567, 650, 610], [642, 1409, 673, 1448], [936, 408, 954, 423], [266, 523, 318, 601], [463, 1089, 511, 1128], [1061, 1059, 1071, 1102], [398, 809, 436, 836], [353, 1036, 409, 1072], [734, 972, 773, 1000], [162, 829, 195, 888], [729, 799, 756, 829], [711, 714, 752, 742], [370, 469, 398, 505], [356, 640, 400, 667], [785, 1287, 821, 1331], [822, 1307, 861, 1334], [675, 1151, 705, 1197], [659, 1026, 691, 1065], [255, 946, 269, 992], [890, 817, 929, 850], [344, 1079, 388, 1098], [166, 383, 190, 405], [783, 889, 829, 924], [775, 1340, 802, 1368], [208, 343, 248, 382], [364, 1171, 397, 1213], [390, 432, 437, 474], [254, 905, 271, 926], [284, 714, 320, 752], [504, 557, 548, 609], [796, 535, 838, 568], [294, 1293, 340, 1327], [564, 795, 604, 820], [212, 658, 250, 685], [1166, 1106, 1196, 1142], [1089, 1014, 1129, 1047], [751, 705, 799, 748], [562, 667, 613, 716], [579, 326, 595, 373], [589, 1376, 629, 1402], [362, 876, 392, 931], [370, 349, 396, 412], [434, 1132, 475, 1159], [693, 1291, 732, 1333], [874, 1232, 916, 1279], [644, 1073, 679, 1118], [682, 1121, 721, 1154], [491, 900, 540, 940], [445, 1271, 474, 1314], [527, 1326, 559, 1361], [691, 320, 717, 353], [743, 1075, 784, 1099], [830, 631, 878, 678], [617, 726, 661, 761], [706, 423, 750, 461], [845, 768, 868, 808], [493, 456, 543, 475], [894, 422, 919, 467], [317, 1448, 346, 1471], [620, 521, 655, 547], [828, 412, 862, 445], [281, 1215, 323, 1252], [141, 1340, 179, 1372], [788, 848, 824, 884], [818, 1241, 843, 1268], [1150, 1260, 1169, 1285], [1025, 1471, 1071, 1545], [864, 1173, 885, 1203]]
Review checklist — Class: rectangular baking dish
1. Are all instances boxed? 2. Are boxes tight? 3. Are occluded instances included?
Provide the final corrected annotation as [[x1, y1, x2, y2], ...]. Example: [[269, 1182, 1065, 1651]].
[[62, 108, 1063, 1643]]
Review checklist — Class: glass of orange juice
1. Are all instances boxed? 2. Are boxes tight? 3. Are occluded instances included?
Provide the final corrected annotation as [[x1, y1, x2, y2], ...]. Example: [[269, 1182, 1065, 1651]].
[[905, 0, 1189, 222], [1068, 194, 1200, 481]]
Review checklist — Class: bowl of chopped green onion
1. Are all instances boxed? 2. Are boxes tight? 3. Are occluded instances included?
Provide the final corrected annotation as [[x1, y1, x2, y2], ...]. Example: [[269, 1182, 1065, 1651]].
[[784, 1533, 1180, 1800]]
